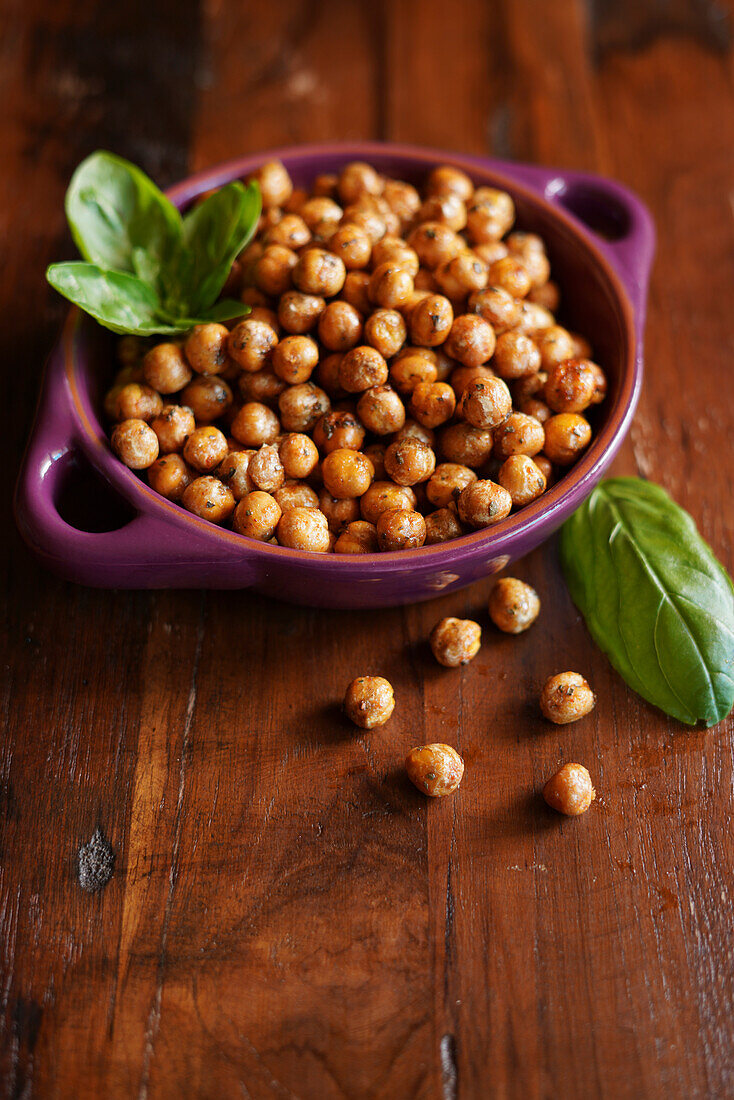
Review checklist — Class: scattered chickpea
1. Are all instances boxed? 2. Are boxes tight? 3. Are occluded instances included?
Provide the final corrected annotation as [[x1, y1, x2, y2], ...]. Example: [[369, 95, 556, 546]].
[[363, 308, 407, 358], [238, 367, 287, 406], [390, 352, 438, 395], [338, 161, 382, 205], [466, 189, 514, 243], [543, 763, 596, 816], [340, 271, 372, 314], [317, 301, 363, 352], [489, 577, 540, 633], [328, 222, 373, 269], [293, 248, 346, 297], [493, 413, 546, 459], [438, 421, 494, 468], [344, 675, 395, 728], [360, 480, 416, 524], [409, 293, 454, 346], [468, 285, 521, 333], [418, 193, 468, 231], [312, 410, 365, 454], [430, 617, 482, 667], [217, 449, 255, 500], [444, 314, 496, 367], [544, 358, 604, 413], [318, 491, 360, 534], [540, 672, 596, 724], [369, 263, 414, 309], [405, 743, 464, 797], [264, 212, 311, 250], [228, 318, 278, 373], [111, 419, 159, 469], [143, 343, 193, 392], [334, 520, 379, 554], [147, 454, 192, 501], [248, 160, 293, 207], [273, 481, 320, 512], [426, 463, 477, 508], [536, 326, 576, 370], [376, 507, 426, 551]]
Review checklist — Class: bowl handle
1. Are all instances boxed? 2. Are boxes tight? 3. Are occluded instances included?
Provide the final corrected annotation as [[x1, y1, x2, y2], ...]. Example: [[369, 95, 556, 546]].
[[14, 341, 253, 585]]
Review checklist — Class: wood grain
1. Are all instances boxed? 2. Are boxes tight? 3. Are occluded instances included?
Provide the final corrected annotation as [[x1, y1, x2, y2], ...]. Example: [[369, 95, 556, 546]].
[[2, 0, 734, 1097]]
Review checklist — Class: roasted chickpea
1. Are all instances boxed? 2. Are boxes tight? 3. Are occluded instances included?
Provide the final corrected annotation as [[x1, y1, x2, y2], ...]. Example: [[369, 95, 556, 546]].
[[430, 617, 482, 667], [111, 418, 159, 469], [434, 252, 488, 299], [264, 213, 311, 250], [457, 480, 512, 528], [489, 577, 540, 633], [363, 308, 407, 358], [342, 202, 388, 245], [117, 334, 147, 366], [312, 410, 366, 454], [238, 367, 287, 406], [278, 382, 331, 432], [318, 490, 360, 533], [381, 179, 421, 225], [217, 449, 256, 500], [569, 331, 593, 359], [389, 353, 438, 395], [515, 301, 555, 336], [371, 236, 420, 275], [312, 173, 338, 198], [361, 443, 386, 481], [317, 301, 363, 351], [277, 290, 325, 334], [344, 675, 394, 728], [231, 402, 280, 448], [426, 165, 474, 202], [360, 481, 416, 524], [273, 482, 320, 512], [252, 244, 297, 297], [534, 454, 554, 483], [444, 314, 496, 367], [337, 161, 382, 204], [143, 343, 193, 393], [484, 256, 530, 299], [150, 404, 196, 454], [426, 463, 477, 508], [536, 326, 576, 370], [228, 318, 278, 373], [394, 418, 435, 447], [328, 223, 372, 269], [498, 454, 547, 506], [182, 476, 235, 524], [271, 334, 319, 384], [425, 506, 465, 544], [405, 743, 464, 797], [354, 385, 404, 436], [543, 763, 596, 816], [114, 383, 163, 423], [183, 324, 231, 376], [314, 353, 346, 398], [339, 346, 389, 393], [384, 438, 436, 486], [544, 358, 603, 413], [473, 241, 509, 266], [517, 396, 552, 425], [278, 432, 319, 479], [448, 364, 493, 400], [248, 160, 293, 207], [493, 332, 542, 381], [409, 381, 456, 428], [147, 454, 192, 501], [368, 262, 413, 310], [543, 414, 592, 465], [293, 248, 346, 297], [334, 520, 379, 554], [417, 193, 467, 231], [183, 426, 229, 473], [508, 242, 550, 290], [461, 377, 512, 430], [321, 448, 374, 499], [233, 490, 282, 541], [438, 422, 494, 468], [377, 508, 426, 551], [466, 189, 515, 243], [340, 271, 372, 315], [247, 443, 285, 492], [300, 196, 343, 234], [493, 412, 546, 458], [407, 223, 463, 269], [277, 506, 331, 552], [180, 376, 233, 423], [468, 286, 522, 334], [540, 673, 596, 725], [413, 268, 438, 292], [103, 383, 124, 420], [528, 279, 561, 312], [409, 294, 454, 346]]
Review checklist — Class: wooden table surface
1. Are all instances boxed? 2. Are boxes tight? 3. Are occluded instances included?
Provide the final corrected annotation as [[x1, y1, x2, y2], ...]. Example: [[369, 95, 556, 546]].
[[3, 1, 734, 1097]]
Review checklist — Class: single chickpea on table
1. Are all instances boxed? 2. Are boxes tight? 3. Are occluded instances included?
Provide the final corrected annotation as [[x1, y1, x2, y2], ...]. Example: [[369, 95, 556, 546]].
[[103, 157, 607, 552]]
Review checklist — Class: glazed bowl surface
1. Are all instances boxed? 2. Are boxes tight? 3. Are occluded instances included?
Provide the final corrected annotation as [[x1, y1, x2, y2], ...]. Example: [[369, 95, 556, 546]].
[[15, 143, 654, 608]]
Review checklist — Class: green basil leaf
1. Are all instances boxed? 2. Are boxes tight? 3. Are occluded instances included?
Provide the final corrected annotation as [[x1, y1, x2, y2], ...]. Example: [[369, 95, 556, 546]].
[[194, 298, 250, 323], [46, 261, 185, 335], [65, 151, 182, 290], [560, 477, 734, 728], [179, 180, 261, 312]]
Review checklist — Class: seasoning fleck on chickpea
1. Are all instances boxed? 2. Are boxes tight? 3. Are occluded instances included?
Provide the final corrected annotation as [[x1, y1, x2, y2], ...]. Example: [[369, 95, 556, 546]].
[[271, 334, 319, 384], [409, 381, 456, 429], [321, 448, 374, 499], [457, 479, 512, 528], [359, 481, 416, 524], [147, 454, 192, 502], [444, 314, 496, 367], [182, 476, 235, 524], [318, 491, 360, 533], [180, 376, 233, 423], [217, 449, 256, 500], [461, 376, 512, 430], [150, 404, 196, 454], [278, 432, 319, 479], [339, 346, 389, 393], [278, 507, 332, 551], [438, 422, 494, 468], [111, 419, 159, 469], [293, 248, 346, 297], [143, 343, 193, 392], [278, 382, 331, 432], [493, 412, 546, 459], [377, 508, 427, 551], [405, 743, 464, 797], [543, 763, 596, 816], [228, 318, 278, 373], [183, 426, 229, 473], [540, 672, 596, 724], [543, 414, 592, 465], [384, 437, 436, 486], [317, 301, 363, 352], [231, 402, 280, 448], [233, 490, 282, 541], [430, 617, 482, 667], [409, 293, 454, 346], [357, 385, 406, 435], [468, 286, 522, 334], [334, 520, 379, 554], [544, 358, 603, 413], [489, 577, 541, 633], [364, 308, 407, 358], [248, 443, 285, 492], [115, 383, 163, 423], [498, 454, 547, 506], [425, 506, 464, 544], [248, 160, 293, 207]]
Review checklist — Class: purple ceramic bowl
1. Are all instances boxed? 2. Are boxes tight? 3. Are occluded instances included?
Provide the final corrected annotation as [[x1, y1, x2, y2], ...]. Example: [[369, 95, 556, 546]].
[[15, 143, 654, 608]]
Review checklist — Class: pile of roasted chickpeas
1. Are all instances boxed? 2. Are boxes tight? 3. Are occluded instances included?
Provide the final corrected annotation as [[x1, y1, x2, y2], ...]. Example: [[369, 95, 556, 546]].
[[106, 158, 607, 553], [346, 576, 597, 815]]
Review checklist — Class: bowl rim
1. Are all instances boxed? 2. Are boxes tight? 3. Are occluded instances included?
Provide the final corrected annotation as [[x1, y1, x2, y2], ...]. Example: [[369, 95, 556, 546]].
[[64, 141, 640, 567]]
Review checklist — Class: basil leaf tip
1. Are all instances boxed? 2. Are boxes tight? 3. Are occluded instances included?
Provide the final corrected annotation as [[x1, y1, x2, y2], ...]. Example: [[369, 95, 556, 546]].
[[560, 477, 734, 728]]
